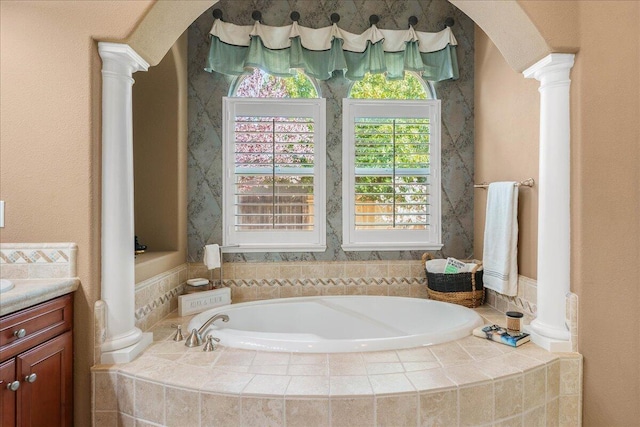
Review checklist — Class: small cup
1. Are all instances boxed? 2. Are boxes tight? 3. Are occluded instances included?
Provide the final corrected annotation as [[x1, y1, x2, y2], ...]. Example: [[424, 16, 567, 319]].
[[506, 311, 523, 334]]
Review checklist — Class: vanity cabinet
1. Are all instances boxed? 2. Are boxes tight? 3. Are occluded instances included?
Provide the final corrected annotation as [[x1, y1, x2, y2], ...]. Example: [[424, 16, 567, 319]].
[[0, 294, 73, 427]]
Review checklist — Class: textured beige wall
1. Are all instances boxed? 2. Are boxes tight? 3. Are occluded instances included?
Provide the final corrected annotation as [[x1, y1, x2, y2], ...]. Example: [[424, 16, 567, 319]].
[[473, 2, 640, 425], [0, 1, 152, 425], [571, 2, 640, 425], [473, 27, 540, 279], [133, 31, 188, 283], [134, 42, 179, 251]]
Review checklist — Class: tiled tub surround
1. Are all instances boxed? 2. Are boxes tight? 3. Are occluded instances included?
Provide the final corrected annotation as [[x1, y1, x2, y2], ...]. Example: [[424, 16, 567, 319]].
[[92, 307, 582, 427], [134, 264, 188, 332]]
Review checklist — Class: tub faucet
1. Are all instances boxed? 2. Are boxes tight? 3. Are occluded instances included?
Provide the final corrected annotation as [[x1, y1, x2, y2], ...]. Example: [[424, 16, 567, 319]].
[[185, 314, 229, 347]]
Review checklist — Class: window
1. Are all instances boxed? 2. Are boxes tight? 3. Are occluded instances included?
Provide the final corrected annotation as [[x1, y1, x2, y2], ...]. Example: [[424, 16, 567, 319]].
[[342, 74, 442, 251], [230, 68, 320, 98], [223, 70, 325, 252], [349, 72, 435, 100]]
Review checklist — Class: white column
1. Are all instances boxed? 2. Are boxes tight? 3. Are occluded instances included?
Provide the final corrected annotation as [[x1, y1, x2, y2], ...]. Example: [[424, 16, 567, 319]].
[[523, 53, 574, 352], [98, 42, 152, 363]]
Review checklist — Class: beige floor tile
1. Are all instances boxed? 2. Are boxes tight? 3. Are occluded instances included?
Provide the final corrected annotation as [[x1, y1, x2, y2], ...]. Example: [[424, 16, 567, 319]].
[[134, 379, 165, 425], [165, 387, 199, 427], [419, 389, 458, 427], [241, 397, 284, 427], [286, 399, 329, 427], [330, 398, 374, 427], [459, 383, 494, 426], [494, 375, 524, 420], [376, 394, 418, 426], [200, 393, 240, 427]]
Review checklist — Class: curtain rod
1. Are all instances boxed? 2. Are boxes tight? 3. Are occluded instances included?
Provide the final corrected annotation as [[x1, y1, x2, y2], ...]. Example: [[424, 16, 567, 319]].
[[212, 8, 455, 29], [474, 178, 535, 189]]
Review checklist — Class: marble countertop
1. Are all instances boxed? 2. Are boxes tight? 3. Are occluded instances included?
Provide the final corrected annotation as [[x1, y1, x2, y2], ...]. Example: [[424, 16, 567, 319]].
[[0, 278, 80, 316]]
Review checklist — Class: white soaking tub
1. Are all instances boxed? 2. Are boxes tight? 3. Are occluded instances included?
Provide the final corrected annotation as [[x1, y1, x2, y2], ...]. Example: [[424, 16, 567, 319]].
[[187, 296, 483, 353]]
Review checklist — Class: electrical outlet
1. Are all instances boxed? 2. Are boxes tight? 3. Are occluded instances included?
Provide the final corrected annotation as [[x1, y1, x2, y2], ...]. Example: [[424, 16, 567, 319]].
[[0, 201, 4, 228]]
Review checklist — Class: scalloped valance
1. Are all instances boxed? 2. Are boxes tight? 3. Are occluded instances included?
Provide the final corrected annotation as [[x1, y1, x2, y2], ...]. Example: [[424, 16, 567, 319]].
[[205, 19, 459, 81]]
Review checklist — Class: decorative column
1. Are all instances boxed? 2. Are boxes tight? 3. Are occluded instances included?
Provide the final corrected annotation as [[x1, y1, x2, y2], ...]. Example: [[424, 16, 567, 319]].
[[523, 53, 575, 352], [98, 42, 152, 363]]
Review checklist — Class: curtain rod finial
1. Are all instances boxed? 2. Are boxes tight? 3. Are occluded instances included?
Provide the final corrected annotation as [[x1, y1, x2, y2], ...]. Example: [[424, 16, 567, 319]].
[[330, 13, 340, 24], [408, 16, 418, 28], [290, 11, 300, 22], [369, 15, 380, 26], [252, 10, 262, 22], [444, 17, 454, 28], [212, 9, 223, 21]]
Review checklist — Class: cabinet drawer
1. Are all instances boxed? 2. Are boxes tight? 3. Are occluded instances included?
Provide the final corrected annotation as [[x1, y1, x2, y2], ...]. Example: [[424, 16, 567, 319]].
[[0, 294, 73, 363]]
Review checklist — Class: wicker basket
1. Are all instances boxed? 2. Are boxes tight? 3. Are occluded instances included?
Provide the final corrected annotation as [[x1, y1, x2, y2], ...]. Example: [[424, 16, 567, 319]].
[[422, 253, 485, 308]]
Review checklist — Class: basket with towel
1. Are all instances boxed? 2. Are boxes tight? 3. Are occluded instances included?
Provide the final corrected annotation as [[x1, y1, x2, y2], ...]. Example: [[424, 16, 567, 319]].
[[422, 253, 484, 308]]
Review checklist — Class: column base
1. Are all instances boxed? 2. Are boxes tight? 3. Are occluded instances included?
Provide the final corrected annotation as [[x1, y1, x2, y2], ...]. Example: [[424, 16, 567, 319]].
[[524, 324, 572, 352], [100, 332, 153, 364]]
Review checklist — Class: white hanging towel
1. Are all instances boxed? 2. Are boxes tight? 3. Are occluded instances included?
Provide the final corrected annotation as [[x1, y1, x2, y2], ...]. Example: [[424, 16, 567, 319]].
[[203, 244, 221, 270], [482, 182, 519, 296]]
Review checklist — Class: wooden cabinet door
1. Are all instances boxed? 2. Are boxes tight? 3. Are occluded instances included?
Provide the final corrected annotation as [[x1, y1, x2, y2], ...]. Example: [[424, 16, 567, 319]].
[[0, 359, 17, 427], [16, 331, 72, 427]]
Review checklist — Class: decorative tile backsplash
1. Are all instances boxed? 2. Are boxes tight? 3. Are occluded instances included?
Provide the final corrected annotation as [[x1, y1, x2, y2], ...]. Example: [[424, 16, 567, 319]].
[[134, 264, 188, 332], [485, 275, 538, 324], [187, 0, 475, 263], [0, 242, 77, 279], [188, 259, 430, 303]]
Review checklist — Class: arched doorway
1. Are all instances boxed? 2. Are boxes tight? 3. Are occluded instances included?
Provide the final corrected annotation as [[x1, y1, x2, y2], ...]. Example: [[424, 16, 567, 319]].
[[97, 0, 575, 362]]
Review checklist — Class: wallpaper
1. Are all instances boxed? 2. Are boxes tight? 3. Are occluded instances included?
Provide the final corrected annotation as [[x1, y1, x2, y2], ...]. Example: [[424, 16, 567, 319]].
[[187, 0, 474, 263]]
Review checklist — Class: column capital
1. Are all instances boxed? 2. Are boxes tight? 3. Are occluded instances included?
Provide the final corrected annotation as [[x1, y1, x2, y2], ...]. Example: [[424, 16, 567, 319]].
[[98, 42, 149, 75], [523, 53, 575, 82]]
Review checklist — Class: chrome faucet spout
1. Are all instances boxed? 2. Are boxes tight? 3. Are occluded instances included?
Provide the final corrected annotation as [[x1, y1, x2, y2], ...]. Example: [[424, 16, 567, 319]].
[[197, 314, 229, 336], [185, 313, 229, 348]]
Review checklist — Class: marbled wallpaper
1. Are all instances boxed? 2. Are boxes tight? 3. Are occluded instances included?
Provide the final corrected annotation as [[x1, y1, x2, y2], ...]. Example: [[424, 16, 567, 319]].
[[187, 0, 474, 263]]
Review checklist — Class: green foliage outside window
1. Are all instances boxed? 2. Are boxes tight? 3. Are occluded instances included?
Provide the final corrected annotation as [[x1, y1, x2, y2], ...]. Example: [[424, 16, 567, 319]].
[[349, 73, 430, 100]]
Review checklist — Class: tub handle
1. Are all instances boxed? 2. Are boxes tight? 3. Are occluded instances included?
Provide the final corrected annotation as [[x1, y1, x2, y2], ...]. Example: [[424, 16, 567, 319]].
[[203, 335, 220, 352]]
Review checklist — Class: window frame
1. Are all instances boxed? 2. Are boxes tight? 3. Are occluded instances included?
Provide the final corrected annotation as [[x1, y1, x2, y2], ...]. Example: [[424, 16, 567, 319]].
[[342, 99, 443, 251], [222, 97, 327, 253]]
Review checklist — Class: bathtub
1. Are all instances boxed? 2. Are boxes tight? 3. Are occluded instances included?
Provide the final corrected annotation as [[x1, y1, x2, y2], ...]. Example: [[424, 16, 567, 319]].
[[187, 296, 483, 353]]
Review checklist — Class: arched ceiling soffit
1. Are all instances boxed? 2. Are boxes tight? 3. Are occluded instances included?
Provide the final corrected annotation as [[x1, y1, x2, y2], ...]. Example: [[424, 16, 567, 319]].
[[450, 0, 551, 72], [125, 0, 573, 73], [126, 0, 217, 66]]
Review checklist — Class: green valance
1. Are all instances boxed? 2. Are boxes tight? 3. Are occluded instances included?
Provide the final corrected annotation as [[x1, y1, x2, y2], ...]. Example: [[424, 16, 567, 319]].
[[205, 20, 459, 82]]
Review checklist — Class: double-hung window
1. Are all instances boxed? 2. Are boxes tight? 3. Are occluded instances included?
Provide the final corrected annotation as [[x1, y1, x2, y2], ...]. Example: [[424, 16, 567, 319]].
[[222, 97, 326, 252], [342, 99, 442, 250]]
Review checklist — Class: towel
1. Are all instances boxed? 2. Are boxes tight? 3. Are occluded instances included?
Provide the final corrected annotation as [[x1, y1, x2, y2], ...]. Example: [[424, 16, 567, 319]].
[[482, 182, 519, 296], [203, 244, 221, 270]]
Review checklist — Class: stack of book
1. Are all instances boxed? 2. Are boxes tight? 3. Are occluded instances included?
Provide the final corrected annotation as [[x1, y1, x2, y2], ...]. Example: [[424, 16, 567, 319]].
[[473, 324, 530, 347]]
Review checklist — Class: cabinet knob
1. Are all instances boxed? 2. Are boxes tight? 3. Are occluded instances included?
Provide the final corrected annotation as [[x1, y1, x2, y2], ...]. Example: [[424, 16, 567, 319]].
[[24, 373, 37, 383], [6, 381, 20, 391], [13, 328, 26, 339]]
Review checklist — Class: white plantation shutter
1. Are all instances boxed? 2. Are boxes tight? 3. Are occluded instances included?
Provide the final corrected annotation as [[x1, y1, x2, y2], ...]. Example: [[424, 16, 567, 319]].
[[343, 99, 442, 251], [354, 117, 431, 229], [223, 98, 326, 252], [233, 116, 315, 230]]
